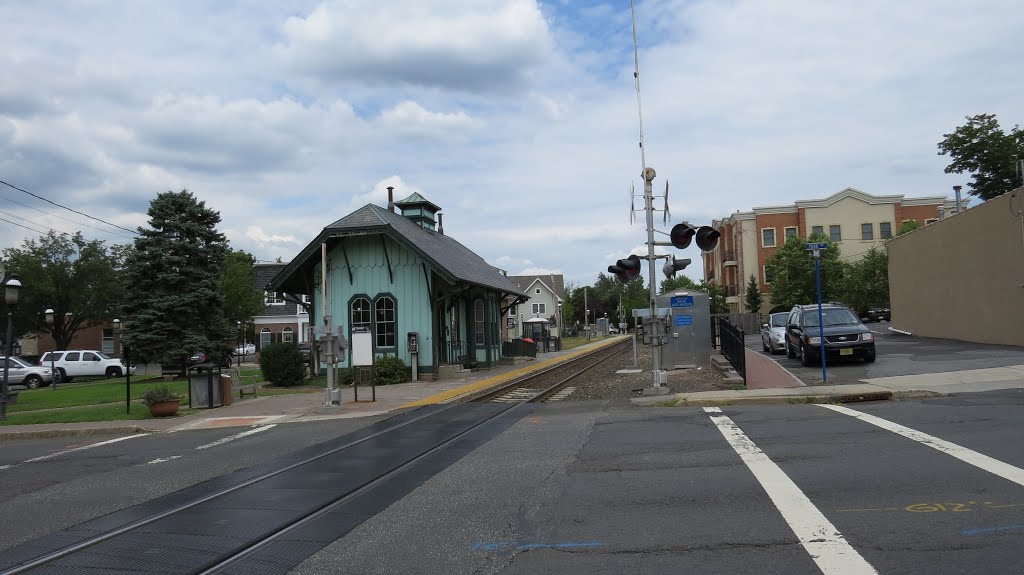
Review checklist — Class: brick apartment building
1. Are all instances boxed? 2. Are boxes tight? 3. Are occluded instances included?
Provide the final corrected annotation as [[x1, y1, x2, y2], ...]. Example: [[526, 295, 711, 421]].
[[703, 187, 957, 314]]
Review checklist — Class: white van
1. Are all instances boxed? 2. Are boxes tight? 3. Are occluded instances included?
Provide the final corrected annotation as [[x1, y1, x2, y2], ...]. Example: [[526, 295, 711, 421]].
[[37, 350, 134, 382]]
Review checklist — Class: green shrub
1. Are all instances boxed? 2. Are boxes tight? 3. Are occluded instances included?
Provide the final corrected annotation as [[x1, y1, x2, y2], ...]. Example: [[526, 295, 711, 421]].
[[336, 367, 356, 386], [141, 385, 182, 406], [374, 355, 407, 385], [259, 343, 306, 387]]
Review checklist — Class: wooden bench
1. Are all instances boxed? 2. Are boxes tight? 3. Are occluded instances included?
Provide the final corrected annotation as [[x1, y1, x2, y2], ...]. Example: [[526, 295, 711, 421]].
[[226, 369, 260, 399]]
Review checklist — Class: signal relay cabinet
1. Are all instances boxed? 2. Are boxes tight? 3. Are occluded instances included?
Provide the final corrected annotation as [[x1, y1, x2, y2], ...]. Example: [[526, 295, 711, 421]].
[[656, 291, 712, 369]]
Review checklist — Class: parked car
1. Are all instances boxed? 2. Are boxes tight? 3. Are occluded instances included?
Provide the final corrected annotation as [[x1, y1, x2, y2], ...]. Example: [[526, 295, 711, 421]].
[[760, 312, 789, 354], [860, 306, 890, 322], [2, 356, 55, 388], [234, 343, 256, 355], [187, 351, 232, 369], [608, 327, 620, 334], [37, 350, 134, 382], [785, 304, 876, 366]]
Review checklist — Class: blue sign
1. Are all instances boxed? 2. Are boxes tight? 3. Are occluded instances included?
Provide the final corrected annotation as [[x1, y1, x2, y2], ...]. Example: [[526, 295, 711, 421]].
[[674, 314, 693, 326], [805, 242, 828, 250], [670, 296, 694, 307]]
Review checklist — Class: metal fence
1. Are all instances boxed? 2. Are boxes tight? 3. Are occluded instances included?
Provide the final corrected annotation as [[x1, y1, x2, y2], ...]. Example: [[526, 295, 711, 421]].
[[711, 316, 746, 383], [713, 312, 761, 334]]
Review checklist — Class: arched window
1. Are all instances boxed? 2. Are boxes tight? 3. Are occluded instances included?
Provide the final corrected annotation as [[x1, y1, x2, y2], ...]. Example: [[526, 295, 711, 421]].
[[474, 299, 485, 345], [260, 328, 271, 348], [351, 297, 371, 331], [375, 296, 396, 348], [282, 327, 293, 343]]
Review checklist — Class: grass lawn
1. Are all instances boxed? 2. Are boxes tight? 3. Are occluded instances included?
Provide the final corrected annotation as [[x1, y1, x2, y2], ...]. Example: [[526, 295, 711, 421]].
[[0, 403, 199, 426], [0, 367, 274, 426]]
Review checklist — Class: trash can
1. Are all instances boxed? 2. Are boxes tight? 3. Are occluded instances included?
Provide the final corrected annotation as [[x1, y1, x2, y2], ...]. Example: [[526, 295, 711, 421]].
[[220, 373, 233, 406], [189, 365, 223, 408], [549, 336, 560, 351]]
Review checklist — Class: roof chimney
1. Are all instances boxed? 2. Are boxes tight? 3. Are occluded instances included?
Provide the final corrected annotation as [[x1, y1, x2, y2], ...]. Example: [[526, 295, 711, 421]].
[[437, 212, 444, 235], [953, 185, 962, 213], [387, 186, 395, 212]]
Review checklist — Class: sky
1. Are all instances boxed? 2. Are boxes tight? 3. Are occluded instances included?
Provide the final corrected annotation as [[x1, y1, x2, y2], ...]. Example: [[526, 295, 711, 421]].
[[1, 0, 1022, 288]]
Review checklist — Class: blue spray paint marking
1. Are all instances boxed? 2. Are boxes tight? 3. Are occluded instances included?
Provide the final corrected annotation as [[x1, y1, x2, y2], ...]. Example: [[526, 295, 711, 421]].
[[471, 541, 606, 552], [961, 524, 1024, 536]]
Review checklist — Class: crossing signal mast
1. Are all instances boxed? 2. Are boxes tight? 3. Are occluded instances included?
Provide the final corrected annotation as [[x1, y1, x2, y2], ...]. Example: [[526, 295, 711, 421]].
[[612, 0, 722, 392]]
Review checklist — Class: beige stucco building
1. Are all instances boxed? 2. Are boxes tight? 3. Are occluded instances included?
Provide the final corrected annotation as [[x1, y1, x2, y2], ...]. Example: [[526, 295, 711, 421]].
[[888, 189, 1024, 347], [705, 188, 957, 313]]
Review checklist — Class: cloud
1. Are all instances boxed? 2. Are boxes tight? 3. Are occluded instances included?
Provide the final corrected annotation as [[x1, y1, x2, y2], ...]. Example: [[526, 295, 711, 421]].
[[277, 0, 553, 92], [245, 226, 300, 247], [377, 101, 482, 138]]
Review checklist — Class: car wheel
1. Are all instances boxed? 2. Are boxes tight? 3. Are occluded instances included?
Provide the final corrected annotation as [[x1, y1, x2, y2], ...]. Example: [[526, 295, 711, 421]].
[[55, 368, 66, 383], [24, 375, 43, 389], [800, 344, 815, 367], [106, 367, 123, 378], [786, 342, 797, 359], [762, 338, 770, 352]]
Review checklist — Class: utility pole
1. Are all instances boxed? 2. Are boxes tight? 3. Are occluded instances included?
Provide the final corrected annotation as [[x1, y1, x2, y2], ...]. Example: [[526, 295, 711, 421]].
[[642, 167, 663, 389], [584, 287, 590, 342]]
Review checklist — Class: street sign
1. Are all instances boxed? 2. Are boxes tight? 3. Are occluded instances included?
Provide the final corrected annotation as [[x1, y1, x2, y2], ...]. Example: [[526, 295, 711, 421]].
[[673, 314, 693, 326], [805, 242, 828, 250], [670, 295, 694, 307]]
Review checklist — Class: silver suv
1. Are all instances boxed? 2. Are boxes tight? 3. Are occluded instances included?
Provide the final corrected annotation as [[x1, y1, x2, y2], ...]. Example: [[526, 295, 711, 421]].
[[1, 356, 56, 388], [37, 350, 134, 382]]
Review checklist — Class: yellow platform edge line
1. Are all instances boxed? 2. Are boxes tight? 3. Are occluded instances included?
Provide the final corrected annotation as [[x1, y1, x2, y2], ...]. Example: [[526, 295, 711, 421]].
[[399, 337, 627, 408]]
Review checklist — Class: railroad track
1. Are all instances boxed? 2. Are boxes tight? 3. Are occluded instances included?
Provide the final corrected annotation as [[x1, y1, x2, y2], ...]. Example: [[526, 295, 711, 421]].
[[0, 339, 631, 575], [475, 338, 631, 403]]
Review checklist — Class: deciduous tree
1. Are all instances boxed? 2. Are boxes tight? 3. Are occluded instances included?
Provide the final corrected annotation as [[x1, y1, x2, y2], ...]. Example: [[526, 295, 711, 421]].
[[938, 113, 1024, 201], [1, 232, 126, 351], [764, 234, 843, 310], [840, 248, 889, 315]]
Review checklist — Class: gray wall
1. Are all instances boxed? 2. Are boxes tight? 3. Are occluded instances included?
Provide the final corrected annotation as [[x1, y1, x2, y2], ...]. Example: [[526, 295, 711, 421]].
[[887, 190, 1024, 346]]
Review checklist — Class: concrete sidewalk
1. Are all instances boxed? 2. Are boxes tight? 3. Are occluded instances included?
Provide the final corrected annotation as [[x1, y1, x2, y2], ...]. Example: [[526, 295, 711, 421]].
[[0, 338, 626, 439], [635, 363, 1024, 407]]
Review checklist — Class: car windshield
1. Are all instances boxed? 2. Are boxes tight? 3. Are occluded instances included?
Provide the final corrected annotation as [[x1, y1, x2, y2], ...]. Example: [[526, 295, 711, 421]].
[[803, 308, 860, 327], [769, 313, 788, 328], [94, 351, 112, 359], [3, 357, 29, 368]]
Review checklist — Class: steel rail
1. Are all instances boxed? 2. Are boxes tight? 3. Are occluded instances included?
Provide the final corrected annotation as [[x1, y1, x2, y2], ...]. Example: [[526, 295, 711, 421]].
[[197, 349, 627, 574], [0, 341, 626, 575]]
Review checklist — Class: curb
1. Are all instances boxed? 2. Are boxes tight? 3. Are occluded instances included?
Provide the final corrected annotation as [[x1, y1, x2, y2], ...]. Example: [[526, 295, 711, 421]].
[[671, 390, 894, 407], [0, 425, 156, 441]]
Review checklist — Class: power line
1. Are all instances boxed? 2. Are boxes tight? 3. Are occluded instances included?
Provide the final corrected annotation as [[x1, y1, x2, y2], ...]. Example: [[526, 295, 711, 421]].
[[0, 179, 140, 235], [0, 214, 50, 236], [0, 192, 137, 240]]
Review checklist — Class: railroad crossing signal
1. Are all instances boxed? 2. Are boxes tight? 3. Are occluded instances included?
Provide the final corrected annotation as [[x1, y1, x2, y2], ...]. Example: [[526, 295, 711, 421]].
[[608, 254, 642, 284], [662, 256, 691, 279], [669, 223, 721, 251]]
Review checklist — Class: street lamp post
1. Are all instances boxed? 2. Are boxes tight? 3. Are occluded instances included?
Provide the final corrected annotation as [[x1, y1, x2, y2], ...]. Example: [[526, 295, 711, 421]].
[[2, 276, 23, 420], [237, 321, 242, 367], [113, 319, 131, 414], [44, 308, 57, 390]]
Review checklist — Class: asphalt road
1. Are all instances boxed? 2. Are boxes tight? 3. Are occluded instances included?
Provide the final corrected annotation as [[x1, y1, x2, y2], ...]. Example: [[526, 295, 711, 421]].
[[745, 327, 1024, 385], [2, 391, 1022, 574]]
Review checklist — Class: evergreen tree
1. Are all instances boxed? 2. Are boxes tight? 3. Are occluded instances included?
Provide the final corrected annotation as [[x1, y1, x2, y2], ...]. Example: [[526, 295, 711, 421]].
[[122, 190, 232, 366], [744, 274, 763, 314]]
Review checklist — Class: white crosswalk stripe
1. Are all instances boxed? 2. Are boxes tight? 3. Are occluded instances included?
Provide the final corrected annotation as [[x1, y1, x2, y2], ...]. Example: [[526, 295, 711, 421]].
[[705, 407, 879, 575], [819, 404, 1024, 487]]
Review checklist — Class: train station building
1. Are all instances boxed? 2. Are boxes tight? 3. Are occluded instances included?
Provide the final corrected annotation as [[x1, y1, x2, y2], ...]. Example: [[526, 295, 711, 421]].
[[268, 188, 527, 376]]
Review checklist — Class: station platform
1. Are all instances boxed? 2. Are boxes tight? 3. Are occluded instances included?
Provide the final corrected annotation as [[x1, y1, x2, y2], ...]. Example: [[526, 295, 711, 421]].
[[1, 337, 628, 438]]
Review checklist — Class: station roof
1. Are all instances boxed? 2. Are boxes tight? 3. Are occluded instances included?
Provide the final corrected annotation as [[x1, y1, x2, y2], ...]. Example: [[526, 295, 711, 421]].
[[268, 204, 527, 299]]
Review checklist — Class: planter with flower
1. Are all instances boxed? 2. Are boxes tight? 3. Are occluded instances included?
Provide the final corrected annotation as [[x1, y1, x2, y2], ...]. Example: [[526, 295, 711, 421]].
[[142, 385, 182, 417]]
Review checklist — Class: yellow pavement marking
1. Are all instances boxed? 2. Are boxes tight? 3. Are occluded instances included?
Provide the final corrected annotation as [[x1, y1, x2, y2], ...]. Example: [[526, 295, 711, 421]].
[[399, 339, 625, 408]]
